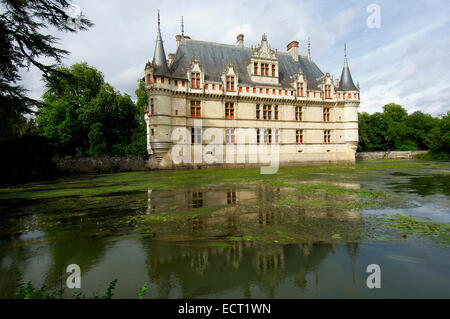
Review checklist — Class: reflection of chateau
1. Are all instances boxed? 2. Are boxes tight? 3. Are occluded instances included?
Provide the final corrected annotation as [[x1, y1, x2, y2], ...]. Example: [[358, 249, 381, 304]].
[[144, 12, 360, 168], [144, 241, 360, 298], [142, 183, 364, 297], [146, 185, 364, 238]]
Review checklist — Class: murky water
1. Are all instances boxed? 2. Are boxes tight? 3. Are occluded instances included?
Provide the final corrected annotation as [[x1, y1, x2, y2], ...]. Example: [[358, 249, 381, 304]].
[[0, 160, 449, 298]]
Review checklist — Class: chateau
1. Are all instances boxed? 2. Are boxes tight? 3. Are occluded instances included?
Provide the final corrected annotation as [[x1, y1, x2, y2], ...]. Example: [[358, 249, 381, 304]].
[[143, 13, 360, 169]]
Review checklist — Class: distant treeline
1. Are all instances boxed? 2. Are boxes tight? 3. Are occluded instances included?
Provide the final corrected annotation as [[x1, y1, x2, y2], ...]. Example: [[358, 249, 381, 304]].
[[1, 63, 449, 183], [358, 103, 449, 158]]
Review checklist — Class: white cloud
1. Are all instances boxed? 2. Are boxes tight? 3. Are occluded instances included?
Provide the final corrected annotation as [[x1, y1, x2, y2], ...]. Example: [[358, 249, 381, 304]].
[[14, 0, 450, 117]]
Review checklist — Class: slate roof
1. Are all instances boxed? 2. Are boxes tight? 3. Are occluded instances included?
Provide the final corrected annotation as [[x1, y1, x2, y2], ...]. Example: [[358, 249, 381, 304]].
[[152, 30, 170, 76], [168, 39, 325, 90], [338, 61, 358, 91]]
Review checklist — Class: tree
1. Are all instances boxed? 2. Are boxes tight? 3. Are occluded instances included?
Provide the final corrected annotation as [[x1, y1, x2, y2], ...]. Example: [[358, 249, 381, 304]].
[[37, 62, 146, 157], [0, 0, 92, 138], [430, 112, 450, 158]]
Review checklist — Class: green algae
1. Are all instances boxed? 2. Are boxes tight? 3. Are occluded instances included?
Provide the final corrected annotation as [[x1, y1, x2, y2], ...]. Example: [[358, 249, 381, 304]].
[[377, 214, 450, 246]]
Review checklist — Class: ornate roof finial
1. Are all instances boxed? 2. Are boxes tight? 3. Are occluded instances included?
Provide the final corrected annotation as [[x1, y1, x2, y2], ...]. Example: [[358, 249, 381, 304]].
[[308, 37, 311, 60], [158, 9, 161, 33], [181, 16, 184, 36], [344, 43, 348, 65]]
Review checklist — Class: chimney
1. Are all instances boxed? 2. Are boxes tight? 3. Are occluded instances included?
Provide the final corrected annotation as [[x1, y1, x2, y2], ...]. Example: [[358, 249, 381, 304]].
[[287, 41, 299, 62], [237, 34, 244, 48], [176, 35, 182, 49], [167, 53, 175, 66]]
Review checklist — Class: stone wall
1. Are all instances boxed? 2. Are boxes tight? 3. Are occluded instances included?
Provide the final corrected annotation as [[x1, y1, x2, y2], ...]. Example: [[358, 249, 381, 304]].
[[356, 150, 429, 160], [52, 156, 152, 174], [52, 150, 430, 174]]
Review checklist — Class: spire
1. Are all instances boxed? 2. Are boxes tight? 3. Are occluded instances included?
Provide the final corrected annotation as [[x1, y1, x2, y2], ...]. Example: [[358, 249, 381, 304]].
[[339, 43, 357, 91], [153, 10, 170, 75]]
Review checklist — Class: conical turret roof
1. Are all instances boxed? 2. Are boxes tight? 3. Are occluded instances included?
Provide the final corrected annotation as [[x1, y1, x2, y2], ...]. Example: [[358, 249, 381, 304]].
[[152, 10, 170, 76], [339, 44, 357, 91]]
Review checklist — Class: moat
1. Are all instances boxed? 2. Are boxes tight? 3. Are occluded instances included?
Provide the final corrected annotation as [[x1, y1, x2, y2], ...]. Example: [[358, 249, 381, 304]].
[[0, 160, 449, 298]]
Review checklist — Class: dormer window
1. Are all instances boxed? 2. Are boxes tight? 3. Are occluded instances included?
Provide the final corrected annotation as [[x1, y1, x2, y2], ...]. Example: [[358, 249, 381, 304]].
[[191, 72, 201, 88], [226, 76, 235, 91], [261, 64, 269, 76], [297, 83, 304, 96], [254, 63, 259, 75], [272, 65, 276, 77], [325, 85, 331, 99]]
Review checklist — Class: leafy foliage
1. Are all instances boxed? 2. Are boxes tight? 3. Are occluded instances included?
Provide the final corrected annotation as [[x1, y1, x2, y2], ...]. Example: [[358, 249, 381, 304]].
[[15, 272, 149, 299], [0, 0, 92, 114], [37, 62, 147, 157], [358, 103, 447, 158]]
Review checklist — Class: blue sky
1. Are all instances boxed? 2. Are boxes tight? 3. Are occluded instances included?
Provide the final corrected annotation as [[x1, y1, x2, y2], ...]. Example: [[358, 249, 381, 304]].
[[20, 0, 450, 115]]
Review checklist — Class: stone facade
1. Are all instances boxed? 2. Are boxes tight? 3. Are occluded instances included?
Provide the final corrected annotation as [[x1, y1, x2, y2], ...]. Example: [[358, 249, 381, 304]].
[[143, 13, 360, 169]]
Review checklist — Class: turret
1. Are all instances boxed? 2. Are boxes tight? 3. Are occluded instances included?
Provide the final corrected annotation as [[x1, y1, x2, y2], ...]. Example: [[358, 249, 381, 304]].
[[339, 44, 360, 159], [145, 10, 173, 166]]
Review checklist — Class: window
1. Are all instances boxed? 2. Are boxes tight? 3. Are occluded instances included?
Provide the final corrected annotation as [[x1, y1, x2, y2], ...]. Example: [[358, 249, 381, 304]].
[[272, 65, 276, 77], [274, 105, 279, 120], [146, 74, 152, 85], [191, 72, 201, 88], [150, 98, 155, 116], [182, 81, 185, 87], [151, 128, 155, 137], [254, 63, 259, 75], [325, 85, 331, 99], [257, 129, 261, 144], [227, 191, 236, 205], [239, 87, 242, 93], [205, 84, 209, 90], [175, 80, 178, 86], [297, 83, 304, 97], [274, 129, 279, 144], [192, 192, 203, 208], [296, 130, 303, 144], [225, 128, 235, 144], [191, 101, 201, 118], [263, 105, 272, 120], [225, 102, 234, 119], [153, 76, 157, 82], [161, 77, 165, 84], [264, 129, 272, 144], [212, 84, 216, 90], [256, 104, 261, 120], [253, 88, 256, 93], [191, 128, 202, 144], [226, 76, 235, 91], [220, 85, 223, 90], [323, 108, 331, 122], [295, 106, 302, 121], [261, 64, 269, 76], [246, 87, 249, 93], [324, 130, 331, 144]]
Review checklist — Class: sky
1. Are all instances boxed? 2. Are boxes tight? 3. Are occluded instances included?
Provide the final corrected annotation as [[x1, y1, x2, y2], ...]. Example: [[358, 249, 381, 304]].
[[19, 0, 450, 116]]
